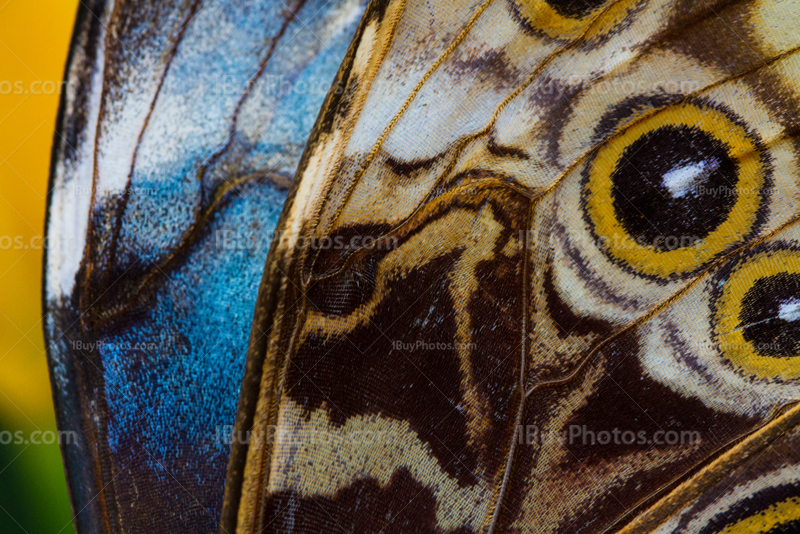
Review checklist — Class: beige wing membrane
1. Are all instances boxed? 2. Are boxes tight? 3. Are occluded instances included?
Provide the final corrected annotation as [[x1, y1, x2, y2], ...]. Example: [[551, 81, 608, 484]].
[[224, 0, 800, 532]]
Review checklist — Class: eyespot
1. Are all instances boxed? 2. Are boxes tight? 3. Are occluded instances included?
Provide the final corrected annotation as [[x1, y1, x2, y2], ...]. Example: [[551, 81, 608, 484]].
[[714, 248, 800, 382], [583, 100, 770, 280], [510, 0, 634, 40]]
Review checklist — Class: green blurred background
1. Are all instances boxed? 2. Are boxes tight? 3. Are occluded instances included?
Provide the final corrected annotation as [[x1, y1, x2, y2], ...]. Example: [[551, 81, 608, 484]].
[[0, 0, 80, 531]]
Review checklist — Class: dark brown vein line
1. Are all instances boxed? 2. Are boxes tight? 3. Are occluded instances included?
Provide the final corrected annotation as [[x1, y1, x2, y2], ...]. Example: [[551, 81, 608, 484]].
[[100, 0, 204, 302], [313, 59, 800, 286], [91, 171, 290, 326], [524, 43, 800, 232], [293, 0, 410, 290], [198, 0, 308, 180], [86, 0, 307, 326], [616, 401, 800, 534], [80, 0, 116, 323], [525, 206, 800, 402], [600, 426, 760, 534], [73, 1, 121, 529], [219, 5, 396, 525], [305, 0, 733, 283], [253, 303, 309, 534], [486, 200, 532, 534], [304, 0, 493, 279], [309, 179, 529, 283]]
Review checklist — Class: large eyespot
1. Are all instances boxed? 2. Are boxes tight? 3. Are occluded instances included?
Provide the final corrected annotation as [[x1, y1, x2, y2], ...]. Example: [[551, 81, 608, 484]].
[[510, 0, 636, 40], [583, 100, 770, 280], [714, 248, 800, 382]]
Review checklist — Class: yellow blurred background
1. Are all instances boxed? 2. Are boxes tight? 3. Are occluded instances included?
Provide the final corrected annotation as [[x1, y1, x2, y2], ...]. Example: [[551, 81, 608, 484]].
[[0, 0, 80, 531]]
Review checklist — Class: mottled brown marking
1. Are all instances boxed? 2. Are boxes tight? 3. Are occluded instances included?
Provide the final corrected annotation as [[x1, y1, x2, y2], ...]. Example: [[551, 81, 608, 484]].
[[262, 468, 473, 533]]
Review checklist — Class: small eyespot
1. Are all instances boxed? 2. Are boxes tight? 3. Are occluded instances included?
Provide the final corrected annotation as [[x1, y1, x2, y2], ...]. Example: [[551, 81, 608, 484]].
[[714, 247, 800, 382]]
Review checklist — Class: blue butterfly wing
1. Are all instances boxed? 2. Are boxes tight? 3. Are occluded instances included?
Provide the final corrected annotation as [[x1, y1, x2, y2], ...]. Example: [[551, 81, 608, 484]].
[[43, 0, 366, 531]]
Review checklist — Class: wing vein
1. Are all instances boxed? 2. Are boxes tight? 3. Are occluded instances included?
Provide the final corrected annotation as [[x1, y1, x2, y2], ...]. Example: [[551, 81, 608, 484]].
[[486, 199, 532, 533]]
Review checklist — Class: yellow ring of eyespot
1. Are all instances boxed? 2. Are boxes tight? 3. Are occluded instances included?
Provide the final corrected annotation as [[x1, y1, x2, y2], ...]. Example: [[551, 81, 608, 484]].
[[585, 102, 766, 279], [715, 249, 800, 382], [513, 0, 634, 40], [715, 496, 800, 534]]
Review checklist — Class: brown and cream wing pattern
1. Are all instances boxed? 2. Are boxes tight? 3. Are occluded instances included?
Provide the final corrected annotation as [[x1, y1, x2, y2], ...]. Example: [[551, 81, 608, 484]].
[[223, 0, 800, 532]]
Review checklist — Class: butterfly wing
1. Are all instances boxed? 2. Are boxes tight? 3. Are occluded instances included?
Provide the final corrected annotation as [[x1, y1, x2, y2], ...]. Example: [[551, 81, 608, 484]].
[[224, 0, 800, 532], [43, 0, 366, 531], [648, 410, 800, 534], [632, 403, 800, 534]]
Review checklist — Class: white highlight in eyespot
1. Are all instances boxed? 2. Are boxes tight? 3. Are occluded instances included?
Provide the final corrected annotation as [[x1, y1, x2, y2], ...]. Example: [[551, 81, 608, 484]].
[[661, 158, 719, 198], [779, 298, 800, 322]]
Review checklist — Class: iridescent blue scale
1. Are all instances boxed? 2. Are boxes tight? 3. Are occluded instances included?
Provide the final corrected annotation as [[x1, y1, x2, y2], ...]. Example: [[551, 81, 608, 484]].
[[43, 0, 366, 531]]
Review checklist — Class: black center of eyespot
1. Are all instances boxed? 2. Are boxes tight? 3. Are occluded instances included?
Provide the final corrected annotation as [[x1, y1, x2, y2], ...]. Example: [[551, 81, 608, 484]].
[[545, 0, 607, 18], [739, 273, 800, 359], [611, 126, 739, 252]]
